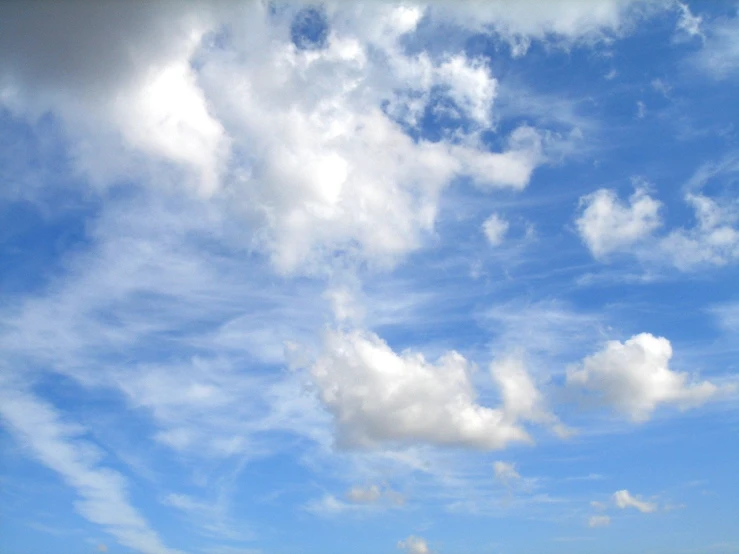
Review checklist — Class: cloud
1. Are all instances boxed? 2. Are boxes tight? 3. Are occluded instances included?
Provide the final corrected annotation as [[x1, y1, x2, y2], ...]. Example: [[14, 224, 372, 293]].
[[659, 193, 739, 269], [311, 330, 564, 450], [482, 214, 509, 246], [588, 515, 611, 528], [493, 461, 521, 484], [691, 8, 739, 78], [398, 535, 432, 554], [0, 379, 179, 554], [675, 2, 703, 38], [199, 18, 542, 272], [427, 0, 668, 55], [576, 187, 662, 259], [613, 489, 657, 513], [346, 484, 382, 503], [0, 1, 228, 193], [567, 333, 720, 421], [577, 184, 739, 270]]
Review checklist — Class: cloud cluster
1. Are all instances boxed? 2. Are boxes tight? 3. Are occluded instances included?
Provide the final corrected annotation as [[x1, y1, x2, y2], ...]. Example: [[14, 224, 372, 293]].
[[312, 330, 564, 449], [577, 187, 739, 269], [567, 333, 720, 421]]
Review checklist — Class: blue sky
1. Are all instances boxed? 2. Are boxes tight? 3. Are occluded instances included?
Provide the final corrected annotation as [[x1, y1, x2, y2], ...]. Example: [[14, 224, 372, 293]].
[[1, 1, 738, 553]]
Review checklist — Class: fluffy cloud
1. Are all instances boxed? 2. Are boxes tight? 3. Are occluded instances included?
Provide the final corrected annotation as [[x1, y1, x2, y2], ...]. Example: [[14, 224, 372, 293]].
[[312, 331, 563, 449], [660, 193, 739, 269], [588, 515, 611, 527], [482, 214, 509, 245], [577, 186, 739, 269], [613, 489, 657, 513], [398, 535, 431, 554], [567, 333, 719, 421], [198, 5, 544, 272], [575, 187, 662, 258]]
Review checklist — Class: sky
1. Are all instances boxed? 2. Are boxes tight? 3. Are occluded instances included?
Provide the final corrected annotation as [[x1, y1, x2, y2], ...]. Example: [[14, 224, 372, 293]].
[[1, 1, 738, 553]]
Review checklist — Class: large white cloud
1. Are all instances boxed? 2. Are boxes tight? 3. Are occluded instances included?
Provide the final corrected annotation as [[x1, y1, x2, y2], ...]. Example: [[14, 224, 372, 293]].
[[567, 333, 720, 421], [311, 330, 564, 449], [1, 1, 653, 274]]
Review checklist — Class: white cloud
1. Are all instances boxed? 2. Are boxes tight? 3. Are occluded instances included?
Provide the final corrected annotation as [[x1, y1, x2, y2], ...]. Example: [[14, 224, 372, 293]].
[[567, 333, 720, 421], [692, 9, 739, 78], [660, 193, 739, 269], [398, 535, 432, 554], [482, 214, 509, 246], [199, 10, 542, 273], [311, 330, 564, 450], [429, 0, 667, 55], [676, 2, 703, 38], [576, 187, 662, 259], [588, 515, 611, 527], [0, 379, 179, 554], [577, 183, 739, 270], [613, 489, 657, 513]]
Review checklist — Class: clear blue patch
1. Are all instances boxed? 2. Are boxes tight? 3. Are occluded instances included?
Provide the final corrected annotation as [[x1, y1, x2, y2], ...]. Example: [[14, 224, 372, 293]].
[[290, 6, 329, 51]]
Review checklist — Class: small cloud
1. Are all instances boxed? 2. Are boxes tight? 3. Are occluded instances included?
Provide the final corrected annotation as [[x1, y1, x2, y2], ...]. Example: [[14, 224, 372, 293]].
[[613, 490, 657, 513], [651, 78, 671, 97], [346, 484, 405, 506], [97, 545, 108, 553], [604, 69, 618, 80], [588, 515, 611, 528], [398, 535, 432, 554], [636, 101, 646, 119], [675, 2, 703, 38], [482, 213, 509, 246], [493, 461, 521, 484]]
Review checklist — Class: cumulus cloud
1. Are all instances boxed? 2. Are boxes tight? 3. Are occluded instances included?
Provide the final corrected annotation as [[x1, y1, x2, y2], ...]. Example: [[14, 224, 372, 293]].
[[398, 535, 432, 554], [660, 193, 739, 269], [312, 330, 563, 449], [0, 379, 179, 554], [576, 187, 662, 258], [567, 333, 720, 421], [482, 214, 509, 245], [613, 489, 657, 513], [577, 185, 739, 270], [588, 515, 611, 527]]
